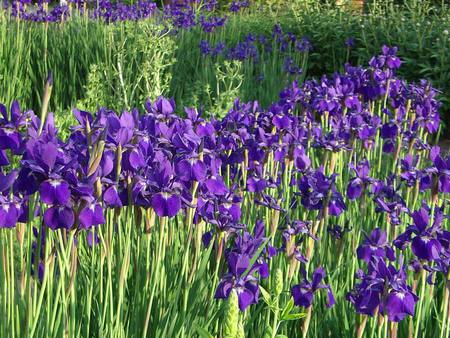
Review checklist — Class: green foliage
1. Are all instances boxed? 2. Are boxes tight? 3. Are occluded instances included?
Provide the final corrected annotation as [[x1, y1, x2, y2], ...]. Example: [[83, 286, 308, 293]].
[[77, 22, 176, 112]]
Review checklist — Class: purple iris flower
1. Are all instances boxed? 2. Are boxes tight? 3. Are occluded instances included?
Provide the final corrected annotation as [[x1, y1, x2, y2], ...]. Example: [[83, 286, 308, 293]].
[[357, 228, 395, 263], [247, 176, 266, 193], [295, 36, 312, 53], [372, 177, 409, 226], [0, 196, 23, 228], [39, 179, 71, 206], [0, 101, 28, 154], [103, 185, 123, 208], [132, 159, 183, 218], [195, 186, 242, 229], [298, 168, 346, 216], [79, 201, 105, 229], [229, 0, 249, 13], [204, 176, 228, 196], [347, 258, 418, 322], [199, 40, 212, 55], [215, 256, 260, 311], [327, 224, 350, 240], [151, 192, 181, 218], [198, 15, 227, 33], [0, 170, 18, 193], [427, 146, 450, 193], [368, 45, 401, 79], [380, 122, 398, 154], [424, 226, 450, 282], [400, 154, 424, 187], [215, 220, 270, 311], [291, 266, 335, 308], [175, 156, 207, 183], [394, 207, 444, 261], [293, 146, 311, 172], [347, 159, 372, 200], [283, 57, 302, 76], [282, 220, 315, 262], [381, 45, 402, 70], [44, 206, 75, 230]]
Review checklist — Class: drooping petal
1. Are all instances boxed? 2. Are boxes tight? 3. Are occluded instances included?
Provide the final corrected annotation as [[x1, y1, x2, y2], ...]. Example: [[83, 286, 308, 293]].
[[247, 177, 266, 193], [0, 170, 18, 192], [44, 206, 74, 230], [39, 180, 71, 206], [291, 285, 313, 308], [205, 177, 228, 195], [79, 203, 105, 229], [237, 283, 258, 311], [383, 291, 416, 322], [347, 178, 363, 200], [411, 236, 441, 261], [151, 193, 181, 218], [103, 186, 122, 207], [214, 277, 233, 299], [411, 208, 429, 230], [0, 203, 18, 228]]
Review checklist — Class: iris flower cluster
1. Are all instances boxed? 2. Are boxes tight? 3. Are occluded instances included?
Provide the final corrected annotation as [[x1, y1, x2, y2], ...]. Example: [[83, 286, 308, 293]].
[[2, 0, 230, 26], [200, 23, 312, 70], [0, 47, 448, 335], [5, 0, 157, 22]]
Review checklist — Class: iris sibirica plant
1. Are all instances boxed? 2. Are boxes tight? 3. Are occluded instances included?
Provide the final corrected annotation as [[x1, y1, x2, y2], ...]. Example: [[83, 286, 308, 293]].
[[0, 46, 448, 337]]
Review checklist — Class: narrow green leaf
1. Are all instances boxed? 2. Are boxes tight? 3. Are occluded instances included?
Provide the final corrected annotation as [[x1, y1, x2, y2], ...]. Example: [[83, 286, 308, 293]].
[[194, 324, 214, 338]]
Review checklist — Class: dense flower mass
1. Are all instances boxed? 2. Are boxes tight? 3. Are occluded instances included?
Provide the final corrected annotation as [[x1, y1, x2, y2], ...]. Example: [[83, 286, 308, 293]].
[[2, 0, 233, 26], [347, 257, 419, 322], [0, 46, 449, 337], [200, 24, 311, 74], [4, 0, 157, 22]]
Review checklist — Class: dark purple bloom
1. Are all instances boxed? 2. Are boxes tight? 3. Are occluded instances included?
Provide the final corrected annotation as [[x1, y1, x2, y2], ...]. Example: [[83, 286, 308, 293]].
[[79, 202, 105, 229], [204, 176, 228, 196], [291, 267, 335, 308], [199, 40, 212, 55], [247, 177, 266, 193], [103, 185, 123, 207], [0, 101, 27, 154], [214, 253, 260, 311], [39, 179, 71, 206], [357, 228, 395, 263], [175, 157, 207, 182], [372, 178, 409, 226], [44, 206, 74, 230], [381, 45, 402, 70], [394, 207, 444, 261], [215, 220, 270, 311], [151, 192, 181, 218], [428, 146, 450, 193], [347, 258, 418, 322], [347, 159, 371, 200], [0, 170, 18, 193], [0, 199, 20, 228], [327, 224, 350, 240], [298, 168, 346, 216]]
